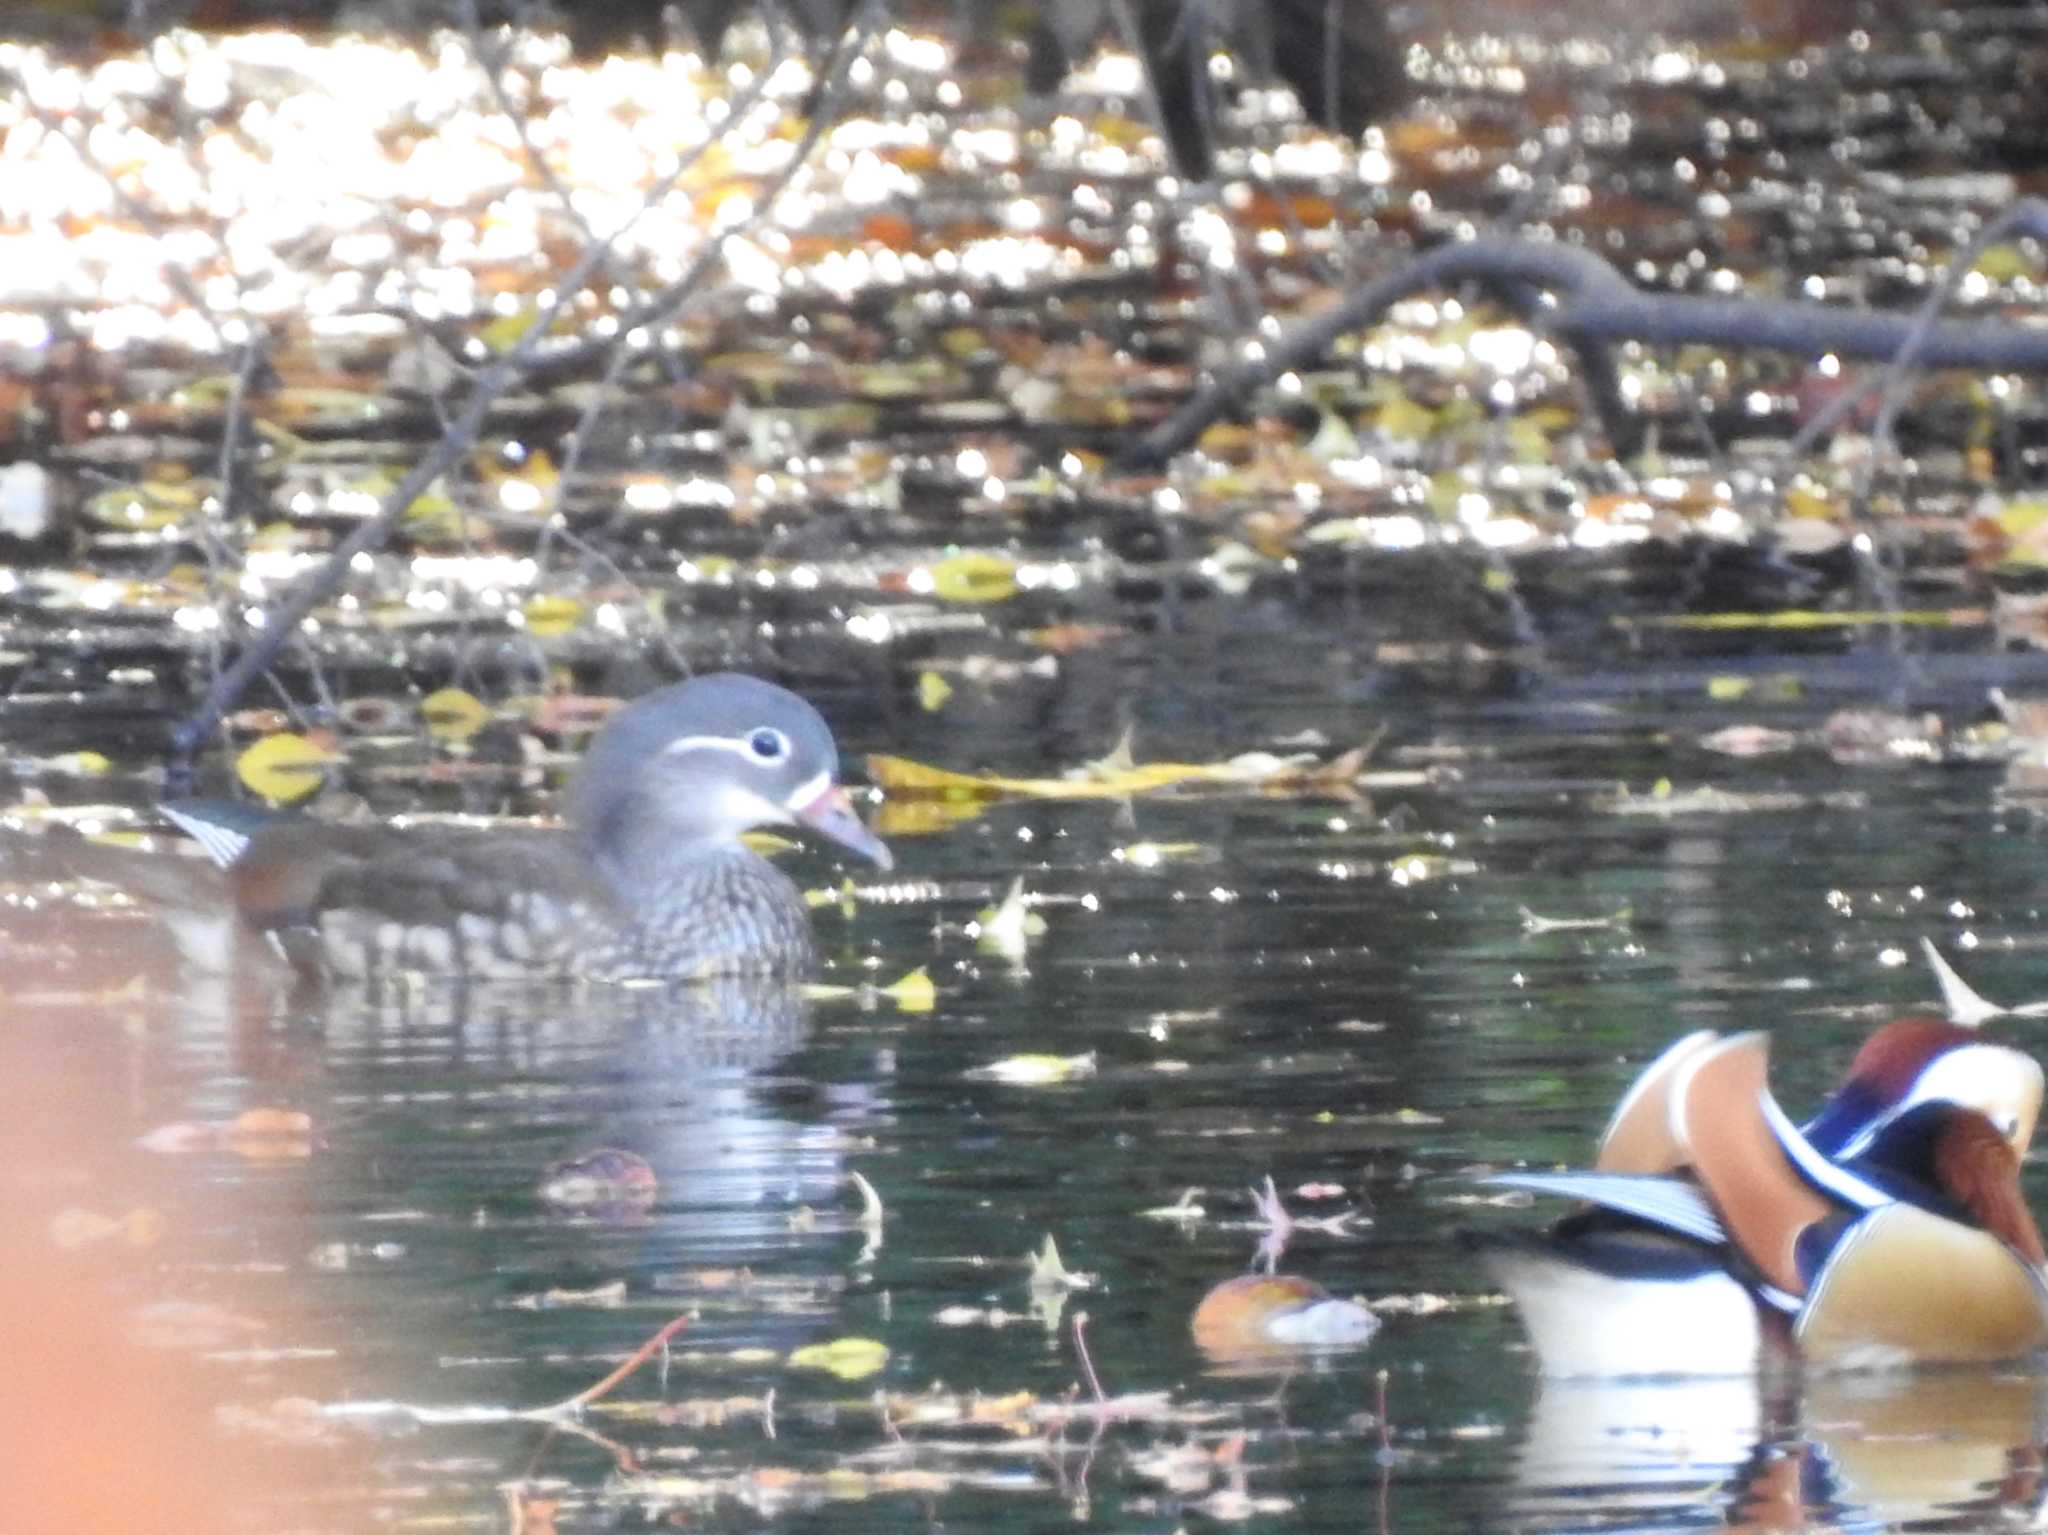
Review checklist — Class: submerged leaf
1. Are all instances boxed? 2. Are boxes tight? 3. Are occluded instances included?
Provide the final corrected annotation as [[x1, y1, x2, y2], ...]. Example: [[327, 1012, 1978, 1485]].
[[787, 1336, 890, 1380]]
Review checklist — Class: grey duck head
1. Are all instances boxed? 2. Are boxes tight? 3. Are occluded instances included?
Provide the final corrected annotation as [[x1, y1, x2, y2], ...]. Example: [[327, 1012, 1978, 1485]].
[[567, 674, 892, 891]]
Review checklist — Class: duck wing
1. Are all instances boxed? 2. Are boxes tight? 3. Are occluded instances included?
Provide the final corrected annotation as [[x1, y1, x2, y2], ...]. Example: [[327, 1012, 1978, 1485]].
[[1481, 1170, 1728, 1247], [1594, 1029, 1721, 1174]]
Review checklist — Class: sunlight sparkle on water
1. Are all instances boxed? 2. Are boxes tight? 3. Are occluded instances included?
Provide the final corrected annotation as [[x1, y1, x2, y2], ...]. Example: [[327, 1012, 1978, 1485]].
[[0, 28, 820, 352]]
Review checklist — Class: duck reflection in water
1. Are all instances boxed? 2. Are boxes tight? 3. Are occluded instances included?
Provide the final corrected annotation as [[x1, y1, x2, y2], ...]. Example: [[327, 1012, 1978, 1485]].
[[1507, 1369, 2048, 1529]]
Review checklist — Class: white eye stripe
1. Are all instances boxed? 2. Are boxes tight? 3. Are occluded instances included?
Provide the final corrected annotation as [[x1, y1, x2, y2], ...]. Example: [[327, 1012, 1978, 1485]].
[[660, 733, 778, 761]]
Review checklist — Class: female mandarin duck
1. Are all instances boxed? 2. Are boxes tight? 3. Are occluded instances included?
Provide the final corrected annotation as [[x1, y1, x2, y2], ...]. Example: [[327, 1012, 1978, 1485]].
[[1476, 1017, 2048, 1374], [150, 674, 891, 982]]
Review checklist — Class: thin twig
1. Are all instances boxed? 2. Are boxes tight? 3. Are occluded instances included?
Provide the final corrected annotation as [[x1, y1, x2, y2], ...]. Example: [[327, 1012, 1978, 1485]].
[[536, 1311, 693, 1415], [1070, 1310, 1106, 1406], [165, 8, 882, 763]]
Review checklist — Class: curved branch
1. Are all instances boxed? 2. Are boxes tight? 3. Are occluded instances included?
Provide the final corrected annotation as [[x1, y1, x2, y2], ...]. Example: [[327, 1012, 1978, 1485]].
[[1120, 202, 2048, 468]]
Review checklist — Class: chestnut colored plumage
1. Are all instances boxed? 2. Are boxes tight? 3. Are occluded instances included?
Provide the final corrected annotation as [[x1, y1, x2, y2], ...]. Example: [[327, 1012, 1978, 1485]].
[[1475, 1016, 2048, 1372]]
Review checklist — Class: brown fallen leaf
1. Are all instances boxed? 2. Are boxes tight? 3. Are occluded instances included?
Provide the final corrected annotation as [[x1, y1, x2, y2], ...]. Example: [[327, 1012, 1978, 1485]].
[[1190, 1274, 1379, 1361], [225, 1108, 314, 1160], [539, 1147, 657, 1218]]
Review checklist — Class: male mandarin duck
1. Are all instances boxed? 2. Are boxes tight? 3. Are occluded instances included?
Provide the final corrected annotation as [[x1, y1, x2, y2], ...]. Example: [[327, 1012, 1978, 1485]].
[[134, 674, 890, 982], [1475, 1017, 2048, 1374]]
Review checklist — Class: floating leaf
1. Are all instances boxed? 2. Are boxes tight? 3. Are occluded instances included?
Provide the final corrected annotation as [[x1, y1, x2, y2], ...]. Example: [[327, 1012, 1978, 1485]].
[[1110, 841, 1214, 868], [1138, 1189, 1206, 1223], [480, 303, 550, 354], [84, 477, 204, 531], [523, 594, 586, 637], [539, 1148, 658, 1216], [1026, 1235, 1094, 1293], [883, 967, 936, 1013], [421, 686, 490, 743], [867, 744, 1349, 802], [970, 876, 1045, 961], [787, 1336, 889, 1380], [1698, 724, 1800, 757], [236, 732, 343, 804], [138, 1108, 316, 1162], [399, 479, 467, 541], [270, 386, 389, 429], [965, 1051, 1096, 1085], [926, 551, 1018, 604], [41, 750, 111, 777], [917, 670, 953, 712], [1191, 1274, 1379, 1359], [1973, 242, 2031, 283]]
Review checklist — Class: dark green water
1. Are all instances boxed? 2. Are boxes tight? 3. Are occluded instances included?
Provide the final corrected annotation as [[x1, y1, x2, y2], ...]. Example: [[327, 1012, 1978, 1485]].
[[17, 632, 2048, 1532]]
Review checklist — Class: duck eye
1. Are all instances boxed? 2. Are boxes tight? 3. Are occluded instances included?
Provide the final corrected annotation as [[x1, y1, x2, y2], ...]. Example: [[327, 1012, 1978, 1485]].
[[748, 727, 790, 762]]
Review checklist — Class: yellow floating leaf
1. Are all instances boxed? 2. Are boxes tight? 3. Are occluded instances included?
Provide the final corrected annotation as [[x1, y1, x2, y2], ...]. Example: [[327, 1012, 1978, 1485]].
[[1707, 676, 1751, 702], [480, 304, 551, 354], [171, 374, 236, 410], [477, 448, 559, 488], [421, 687, 489, 743], [1198, 421, 1258, 457], [787, 1336, 890, 1381], [1507, 415, 1548, 462], [1783, 480, 1833, 519], [918, 670, 953, 712], [867, 754, 1009, 797], [872, 797, 989, 837], [867, 746, 1329, 802], [1615, 609, 1982, 633], [47, 751, 111, 777], [523, 594, 586, 637], [884, 967, 936, 1013], [1427, 470, 1472, 521], [237, 733, 343, 804], [270, 386, 386, 429], [965, 1051, 1096, 1085], [803, 876, 859, 916], [1973, 242, 2030, 283], [1372, 389, 1441, 444], [927, 552, 1017, 604], [84, 479, 203, 531], [400, 480, 465, 541]]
